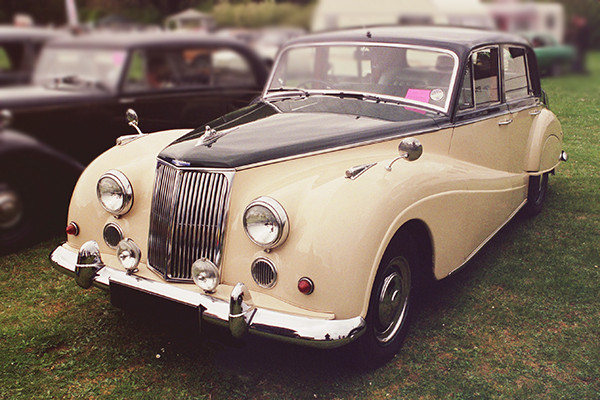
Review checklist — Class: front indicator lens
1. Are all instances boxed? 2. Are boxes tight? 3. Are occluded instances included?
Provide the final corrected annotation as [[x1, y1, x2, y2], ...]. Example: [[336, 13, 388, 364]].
[[96, 170, 133, 216], [243, 197, 289, 249], [191, 258, 220, 293], [116, 238, 141, 273]]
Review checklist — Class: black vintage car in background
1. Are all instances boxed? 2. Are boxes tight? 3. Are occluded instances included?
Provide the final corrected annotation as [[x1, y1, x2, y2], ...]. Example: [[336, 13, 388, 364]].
[[0, 26, 63, 87], [0, 31, 269, 253]]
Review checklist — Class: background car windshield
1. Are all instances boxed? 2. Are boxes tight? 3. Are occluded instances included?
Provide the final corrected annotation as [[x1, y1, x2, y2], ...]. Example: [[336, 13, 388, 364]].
[[33, 48, 127, 90], [268, 44, 456, 112]]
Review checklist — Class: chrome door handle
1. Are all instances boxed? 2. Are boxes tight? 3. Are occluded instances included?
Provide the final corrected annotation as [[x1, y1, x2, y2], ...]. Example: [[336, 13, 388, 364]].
[[498, 119, 513, 126], [529, 110, 541, 116]]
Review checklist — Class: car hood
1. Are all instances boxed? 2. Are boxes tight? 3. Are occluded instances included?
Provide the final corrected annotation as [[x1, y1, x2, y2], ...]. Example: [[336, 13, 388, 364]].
[[0, 85, 110, 109], [159, 99, 442, 169]]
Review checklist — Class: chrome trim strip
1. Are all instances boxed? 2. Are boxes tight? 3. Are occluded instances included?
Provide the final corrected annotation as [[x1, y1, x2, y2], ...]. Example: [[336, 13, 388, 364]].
[[264, 41, 460, 114], [50, 244, 366, 348]]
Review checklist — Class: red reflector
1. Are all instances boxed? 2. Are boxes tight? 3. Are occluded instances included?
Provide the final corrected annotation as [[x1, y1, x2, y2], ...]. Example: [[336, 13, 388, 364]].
[[66, 222, 79, 236], [298, 277, 314, 295]]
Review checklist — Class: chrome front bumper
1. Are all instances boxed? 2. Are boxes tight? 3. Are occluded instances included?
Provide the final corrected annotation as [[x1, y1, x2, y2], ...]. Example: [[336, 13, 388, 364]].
[[50, 243, 365, 348]]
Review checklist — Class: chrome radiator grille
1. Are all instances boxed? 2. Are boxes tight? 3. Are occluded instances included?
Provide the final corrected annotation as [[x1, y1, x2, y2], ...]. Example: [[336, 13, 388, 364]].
[[148, 161, 233, 281]]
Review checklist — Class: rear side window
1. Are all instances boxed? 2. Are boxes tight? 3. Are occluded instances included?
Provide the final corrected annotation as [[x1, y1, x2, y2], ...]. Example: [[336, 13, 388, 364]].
[[472, 47, 500, 106], [503, 46, 530, 101]]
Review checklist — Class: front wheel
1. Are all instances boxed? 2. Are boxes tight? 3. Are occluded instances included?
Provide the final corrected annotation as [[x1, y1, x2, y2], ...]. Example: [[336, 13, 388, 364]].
[[355, 233, 420, 367]]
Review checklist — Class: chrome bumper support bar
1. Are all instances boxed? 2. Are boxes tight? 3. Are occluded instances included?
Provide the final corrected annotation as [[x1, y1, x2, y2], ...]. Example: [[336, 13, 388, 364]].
[[50, 244, 365, 348]]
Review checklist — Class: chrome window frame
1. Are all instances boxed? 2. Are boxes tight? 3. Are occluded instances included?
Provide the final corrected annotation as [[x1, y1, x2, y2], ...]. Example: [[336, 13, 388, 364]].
[[263, 41, 460, 115]]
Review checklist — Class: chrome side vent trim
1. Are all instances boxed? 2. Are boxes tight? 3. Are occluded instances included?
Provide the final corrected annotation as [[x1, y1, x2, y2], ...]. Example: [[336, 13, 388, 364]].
[[251, 258, 277, 289], [148, 160, 234, 281]]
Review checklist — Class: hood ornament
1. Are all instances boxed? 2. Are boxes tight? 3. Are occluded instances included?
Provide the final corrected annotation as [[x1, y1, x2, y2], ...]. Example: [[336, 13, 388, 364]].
[[196, 125, 238, 148]]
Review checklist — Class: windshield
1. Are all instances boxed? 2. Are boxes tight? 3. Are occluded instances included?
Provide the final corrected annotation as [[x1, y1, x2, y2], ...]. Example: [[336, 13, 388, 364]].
[[266, 44, 458, 113], [33, 47, 127, 91]]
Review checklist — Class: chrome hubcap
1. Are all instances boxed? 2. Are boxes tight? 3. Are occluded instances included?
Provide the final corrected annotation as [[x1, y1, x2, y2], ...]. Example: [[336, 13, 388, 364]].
[[375, 256, 411, 344], [0, 185, 23, 229]]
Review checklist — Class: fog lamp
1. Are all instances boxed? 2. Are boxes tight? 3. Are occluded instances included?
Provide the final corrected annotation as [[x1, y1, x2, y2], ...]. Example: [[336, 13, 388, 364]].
[[191, 258, 220, 293], [116, 238, 141, 273]]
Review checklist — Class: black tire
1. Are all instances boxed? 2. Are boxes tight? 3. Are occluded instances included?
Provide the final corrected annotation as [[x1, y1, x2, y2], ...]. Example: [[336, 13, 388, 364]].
[[355, 232, 421, 367], [0, 179, 39, 255], [523, 172, 549, 217]]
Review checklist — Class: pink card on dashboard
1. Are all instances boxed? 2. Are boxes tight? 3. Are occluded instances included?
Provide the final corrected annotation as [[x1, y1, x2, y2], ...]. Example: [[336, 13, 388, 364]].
[[405, 88, 431, 114]]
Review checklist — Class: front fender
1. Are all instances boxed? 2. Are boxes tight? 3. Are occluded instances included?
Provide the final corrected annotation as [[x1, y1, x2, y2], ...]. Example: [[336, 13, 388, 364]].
[[223, 130, 468, 320]]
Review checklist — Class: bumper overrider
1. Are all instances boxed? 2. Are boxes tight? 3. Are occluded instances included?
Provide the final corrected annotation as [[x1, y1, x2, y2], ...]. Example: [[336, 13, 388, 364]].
[[50, 241, 366, 348]]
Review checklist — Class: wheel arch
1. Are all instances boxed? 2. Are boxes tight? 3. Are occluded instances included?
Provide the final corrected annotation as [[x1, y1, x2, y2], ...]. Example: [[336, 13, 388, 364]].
[[382, 219, 435, 285]]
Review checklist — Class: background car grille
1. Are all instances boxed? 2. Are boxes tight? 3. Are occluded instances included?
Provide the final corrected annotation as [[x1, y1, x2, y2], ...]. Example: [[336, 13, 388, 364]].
[[148, 161, 233, 281]]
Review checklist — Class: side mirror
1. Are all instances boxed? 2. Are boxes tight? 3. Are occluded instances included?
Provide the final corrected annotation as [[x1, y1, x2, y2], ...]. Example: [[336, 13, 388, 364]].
[[385, 137, 423, 171], [0, 109, 12, 132], [126, 108, 142, 135]]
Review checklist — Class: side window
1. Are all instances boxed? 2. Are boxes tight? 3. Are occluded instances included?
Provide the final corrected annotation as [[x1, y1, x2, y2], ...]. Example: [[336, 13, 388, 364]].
[[472, 47, 500, 106], [123, 50, 148, 91], [123, 47, 255, 92], [212, 49, 255, 86], [0, 45, 12, 71], [503, 46, 530, 101]]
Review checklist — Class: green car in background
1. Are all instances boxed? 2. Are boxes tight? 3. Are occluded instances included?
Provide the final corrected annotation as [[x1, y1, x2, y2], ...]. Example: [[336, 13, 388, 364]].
[[523, 32, 575, 76]]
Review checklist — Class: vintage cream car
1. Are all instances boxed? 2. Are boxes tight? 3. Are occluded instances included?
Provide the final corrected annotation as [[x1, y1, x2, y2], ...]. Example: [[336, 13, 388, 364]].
[[50, 26, 566, 366]]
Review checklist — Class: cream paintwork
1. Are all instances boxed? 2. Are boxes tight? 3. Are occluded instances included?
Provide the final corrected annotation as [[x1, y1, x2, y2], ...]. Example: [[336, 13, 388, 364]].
[[63, 103, 562, 322]]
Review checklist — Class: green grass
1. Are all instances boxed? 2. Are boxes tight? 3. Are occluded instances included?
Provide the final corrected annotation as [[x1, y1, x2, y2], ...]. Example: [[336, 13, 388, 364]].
[[1, 54, 599, 399]]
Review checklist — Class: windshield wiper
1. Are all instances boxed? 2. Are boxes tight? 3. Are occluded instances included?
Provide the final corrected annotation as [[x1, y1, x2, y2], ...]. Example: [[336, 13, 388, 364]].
[[309, 91, 445, 115], [264, 87, 310, 100]]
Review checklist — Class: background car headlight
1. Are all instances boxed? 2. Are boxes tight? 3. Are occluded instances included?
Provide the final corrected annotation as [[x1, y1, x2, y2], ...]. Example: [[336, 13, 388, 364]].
[[96, 170, 133, 216], [243, 196, 289, 249]]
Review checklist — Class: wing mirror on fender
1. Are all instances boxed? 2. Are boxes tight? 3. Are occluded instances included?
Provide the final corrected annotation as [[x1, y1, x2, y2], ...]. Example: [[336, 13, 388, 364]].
[[116, 108, 145, 146], [385, 137, 423, 171]]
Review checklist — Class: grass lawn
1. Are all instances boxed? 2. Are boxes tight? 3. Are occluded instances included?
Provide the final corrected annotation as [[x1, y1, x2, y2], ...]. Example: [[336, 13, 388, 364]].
[[1, 53, 599, 399]]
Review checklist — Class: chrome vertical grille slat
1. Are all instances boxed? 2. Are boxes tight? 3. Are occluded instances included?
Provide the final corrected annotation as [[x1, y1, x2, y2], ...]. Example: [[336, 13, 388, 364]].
[[148, 161, 233, 282]]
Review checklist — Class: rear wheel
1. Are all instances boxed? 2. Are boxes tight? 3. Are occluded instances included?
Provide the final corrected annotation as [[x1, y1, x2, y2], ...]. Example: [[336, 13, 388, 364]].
[[523, 172, 549, 216], [356, 232, 420, 367]]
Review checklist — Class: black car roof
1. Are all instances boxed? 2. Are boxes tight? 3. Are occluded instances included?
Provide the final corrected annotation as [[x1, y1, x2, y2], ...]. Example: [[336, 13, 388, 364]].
[[288, 26, 531, 56], [45, 31, 252, 50]]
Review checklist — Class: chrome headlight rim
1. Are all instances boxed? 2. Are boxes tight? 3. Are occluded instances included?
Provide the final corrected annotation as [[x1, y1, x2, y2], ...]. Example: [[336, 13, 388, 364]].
[[243, 196, 289, 250], [96, 169, 133, 216]]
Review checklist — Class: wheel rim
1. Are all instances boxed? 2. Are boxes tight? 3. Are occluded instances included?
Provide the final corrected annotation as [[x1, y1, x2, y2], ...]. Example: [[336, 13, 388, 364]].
[[0, 184, 23, 230], [374, 256, 411, 344]]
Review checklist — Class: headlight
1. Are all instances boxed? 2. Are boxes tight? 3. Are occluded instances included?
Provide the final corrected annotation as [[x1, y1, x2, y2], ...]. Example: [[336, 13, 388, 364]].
[[243, 196, 289, 249], [96, 170, 133, 216]]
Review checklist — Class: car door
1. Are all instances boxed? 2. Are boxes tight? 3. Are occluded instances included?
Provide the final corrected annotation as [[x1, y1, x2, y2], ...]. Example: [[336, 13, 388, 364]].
[[448, 46, 521, 261], [117, 45, 264, 133], [502, 45, 540, 173]]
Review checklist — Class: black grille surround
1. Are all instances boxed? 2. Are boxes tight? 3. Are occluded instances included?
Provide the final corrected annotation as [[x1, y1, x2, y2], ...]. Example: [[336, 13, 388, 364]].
[[147, 160, 234, 282]]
